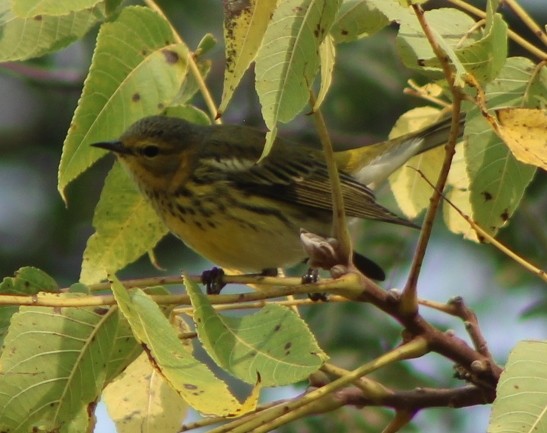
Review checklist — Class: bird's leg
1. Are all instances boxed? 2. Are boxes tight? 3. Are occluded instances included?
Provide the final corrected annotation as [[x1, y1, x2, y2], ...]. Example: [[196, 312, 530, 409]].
[[201, 267, 225, 295], [302, 267, 319, 284], [302, 268, 328, 302]]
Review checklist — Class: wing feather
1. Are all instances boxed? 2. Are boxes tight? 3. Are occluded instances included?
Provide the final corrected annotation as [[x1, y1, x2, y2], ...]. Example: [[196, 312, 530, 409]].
[[225, 147, 417, 228]]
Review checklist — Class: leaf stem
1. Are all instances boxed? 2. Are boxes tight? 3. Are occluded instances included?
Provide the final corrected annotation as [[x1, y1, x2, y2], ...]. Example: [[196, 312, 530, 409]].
[[502, 0, 547, 48], [144, 0, 221, 123], [309, 91, 353, 268], [213, 338, 429, 433], [401, 3, 464, 316], [413, 168, 547, 283]]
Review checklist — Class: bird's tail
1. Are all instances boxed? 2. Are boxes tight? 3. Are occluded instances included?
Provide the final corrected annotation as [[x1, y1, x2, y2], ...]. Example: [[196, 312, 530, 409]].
[[336, 113, 465, 186]]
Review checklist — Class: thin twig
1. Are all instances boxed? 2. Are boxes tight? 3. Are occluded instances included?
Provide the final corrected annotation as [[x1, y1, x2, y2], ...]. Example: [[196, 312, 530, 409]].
[[144, 0, 221, 123], [381, 410, 415, 433], [0, 62, 84, 88], [447, 0, 547, 59], [401, 3, 464, 316], [211, 339, 429, 433], [309, 91, 353, 267], [4, 273, 364, 308], [503, 0, 547, 48], [412, 167, 547, 282], [448, 297, 493, 358]]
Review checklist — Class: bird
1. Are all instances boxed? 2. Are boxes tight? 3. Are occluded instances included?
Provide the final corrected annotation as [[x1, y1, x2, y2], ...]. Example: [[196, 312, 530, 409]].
[[92, 114, 462, 281]]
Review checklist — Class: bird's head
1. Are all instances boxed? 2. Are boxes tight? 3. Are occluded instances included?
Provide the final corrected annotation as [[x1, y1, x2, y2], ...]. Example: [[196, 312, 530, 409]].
[[92, 116, 205, 192]]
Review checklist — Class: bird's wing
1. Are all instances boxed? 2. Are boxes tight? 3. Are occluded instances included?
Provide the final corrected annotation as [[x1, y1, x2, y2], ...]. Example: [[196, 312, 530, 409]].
[[221, 147, 417, 228]]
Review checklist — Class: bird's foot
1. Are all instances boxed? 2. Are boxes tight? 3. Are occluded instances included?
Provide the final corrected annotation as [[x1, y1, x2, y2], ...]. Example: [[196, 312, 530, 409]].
[[201, 267, 225, 294]]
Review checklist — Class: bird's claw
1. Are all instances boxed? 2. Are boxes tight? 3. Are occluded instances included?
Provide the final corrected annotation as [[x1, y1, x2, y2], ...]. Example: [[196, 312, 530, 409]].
[[201, 267, 225, 294]]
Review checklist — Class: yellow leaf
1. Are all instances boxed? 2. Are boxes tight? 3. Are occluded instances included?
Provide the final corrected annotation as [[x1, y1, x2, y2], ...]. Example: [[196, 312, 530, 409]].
[[103, 354, 188, 433], [389, 107, 445, 218], [219, 0, 277, 114], [495, 108, 547, 170]]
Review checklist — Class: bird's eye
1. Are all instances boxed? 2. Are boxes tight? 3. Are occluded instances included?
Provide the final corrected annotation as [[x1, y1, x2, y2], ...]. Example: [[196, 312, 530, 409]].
[[142, 145, 159, 158]]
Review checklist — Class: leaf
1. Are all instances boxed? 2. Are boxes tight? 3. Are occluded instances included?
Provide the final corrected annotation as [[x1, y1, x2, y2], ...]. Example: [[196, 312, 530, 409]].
[[174, 56, 211, 105], [465, 115, 535, 237], [57, 6, 189, 199], [11, 0, 102, 17], [0, 267, 59, 348], [443, 12, 505, 84], [0, 293, 140, 432], [0, 266, 58, 294], [80, 162, 168, 284], [443, 143, 478, 241], [495, 108, 547, 170], [110, 277, 254, 417], [396, 8, 478, 77], [488, 340, 547, 433], [219, 0, 277, 115], [255, 0, 341, 132], [388, 107, 450, 218], [0, 0, 106, 61], [185, 276, 327, 387], [453, 8, 507, 84], [313, 34, 335, 111], [330, 0, 391, 43], [103, 353, 188, 433], [397, 5, 507, 85], [163, 104, 212, 126], [464, 57, 541, 237], [174, 34, 215, 106]]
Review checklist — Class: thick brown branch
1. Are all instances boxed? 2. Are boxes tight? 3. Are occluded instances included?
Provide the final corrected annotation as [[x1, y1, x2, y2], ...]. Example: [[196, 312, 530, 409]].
[[336, 384, 493, 410], [354, 279, 502, 389]]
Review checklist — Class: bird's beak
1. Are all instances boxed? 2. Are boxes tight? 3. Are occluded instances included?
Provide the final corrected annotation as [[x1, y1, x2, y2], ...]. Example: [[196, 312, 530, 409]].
[[91, 141, 132, 155]]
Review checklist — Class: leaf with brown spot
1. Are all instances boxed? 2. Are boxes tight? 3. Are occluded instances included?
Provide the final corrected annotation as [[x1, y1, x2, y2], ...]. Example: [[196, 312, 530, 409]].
[[110, 276, 250, 416], [0, 292, 139, 431], [461, 58, 540, 238], [58, 6, 189, 200], [490, 341, 547, 432], [219, 0, 277, 114], [186, 276, 327, 387], [495, 108, 547, 170], [103, 353, 188, 433], [162, 48, 180, 64]]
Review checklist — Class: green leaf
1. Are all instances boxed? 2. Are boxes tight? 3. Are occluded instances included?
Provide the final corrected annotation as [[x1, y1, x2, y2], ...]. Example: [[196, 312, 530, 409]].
[[80, 162, 168, 284], [422, 9, 507, 85], [103, 353, 188, 433], [185, 276, 327, 386], [255, 0, 341, 132], [11, 0, 102, 17], [396, 8, 478, 76], [0, 267, 59, 347], [219, 0, 277, 115], [454, 11, 507, 84], [313, 34, 335, 111], [330, 0, 391, 43], [0, 266, 58, 294], [173, 56, 211, 105], [488, 340, 547, 433], [110, 277, 252, 417], [0, 293, 140, 432], [396, 6, 507, 85], [0, 0, 106, 61], [464, 57, 541, 237], [57, 6, 189, 199], [163, 104, 212, 126]]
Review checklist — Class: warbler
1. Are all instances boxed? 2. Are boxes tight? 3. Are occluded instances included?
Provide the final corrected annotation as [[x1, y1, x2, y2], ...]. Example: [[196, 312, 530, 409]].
[[92, 114, 461, 280]]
